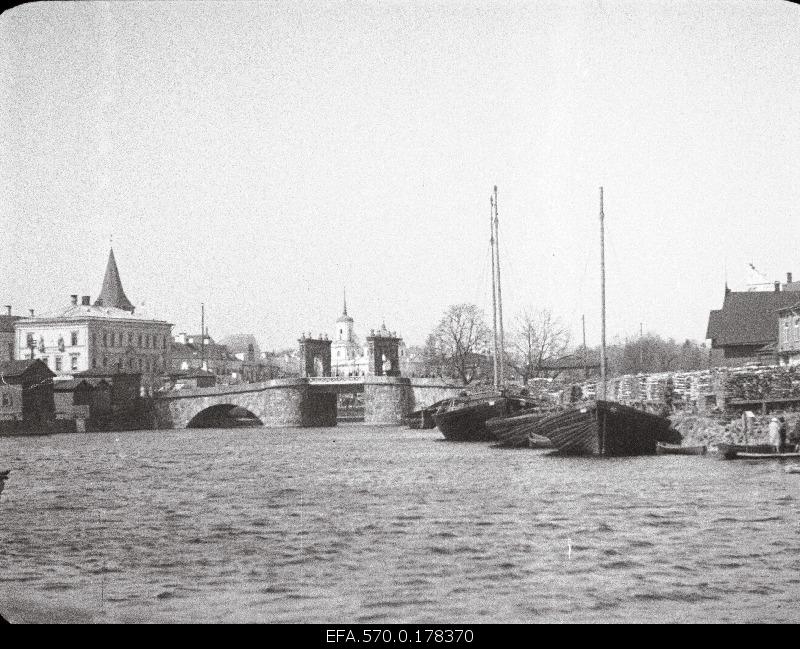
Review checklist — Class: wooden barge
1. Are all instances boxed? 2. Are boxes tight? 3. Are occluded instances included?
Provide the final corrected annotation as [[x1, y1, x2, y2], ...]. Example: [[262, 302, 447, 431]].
[[528, 400, 680, 456]]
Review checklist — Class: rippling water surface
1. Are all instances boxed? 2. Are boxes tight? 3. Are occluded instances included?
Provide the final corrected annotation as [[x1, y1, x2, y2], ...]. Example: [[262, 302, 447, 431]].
[[1, 425, 800, 623]]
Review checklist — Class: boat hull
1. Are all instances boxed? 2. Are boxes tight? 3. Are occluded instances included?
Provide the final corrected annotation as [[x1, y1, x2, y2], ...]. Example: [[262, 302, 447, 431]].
[[717, 444, 800, 460], [434, 396, 515, 442], [487, 410, 550, 448], [529, 400, 680, 456], [656, 443, 707, 456], [716, 443, 781, 460]]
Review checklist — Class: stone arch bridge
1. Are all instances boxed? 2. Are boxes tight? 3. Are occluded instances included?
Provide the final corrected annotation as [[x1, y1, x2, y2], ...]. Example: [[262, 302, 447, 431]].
[[153, 376, 463, 429]]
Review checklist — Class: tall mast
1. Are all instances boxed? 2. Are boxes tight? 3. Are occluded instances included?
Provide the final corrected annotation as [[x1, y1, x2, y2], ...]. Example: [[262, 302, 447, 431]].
[[582, 314, 587, 379], [599, 187, 607, 401], [494, 185, 505, 388], [201, 302, 206, 371], [490, 194, 499, 391]]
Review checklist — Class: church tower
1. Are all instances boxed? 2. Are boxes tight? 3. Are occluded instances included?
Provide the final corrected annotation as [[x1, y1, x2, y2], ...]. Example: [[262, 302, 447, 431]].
[[336, 290, 354, 342]]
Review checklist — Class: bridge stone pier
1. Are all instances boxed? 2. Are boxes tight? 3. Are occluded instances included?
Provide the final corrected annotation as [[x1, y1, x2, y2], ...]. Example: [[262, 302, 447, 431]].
[[153, 376, 463, 429]]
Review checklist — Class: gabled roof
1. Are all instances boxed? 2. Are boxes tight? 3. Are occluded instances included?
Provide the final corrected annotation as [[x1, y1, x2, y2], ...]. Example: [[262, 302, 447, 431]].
[[94, 248, 134, 312], [706, 290, 800, 346], [0, 359, 55, 378]]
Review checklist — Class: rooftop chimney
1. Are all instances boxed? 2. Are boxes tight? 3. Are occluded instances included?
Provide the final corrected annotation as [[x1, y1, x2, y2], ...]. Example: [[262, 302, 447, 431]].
[[775, 281, 780, 292], [71, 294, 78, 305], [29, 309, 34, 317], [81, 296, 90, 306], [5, 305, 10, 316], [788, 272, 793, 284]]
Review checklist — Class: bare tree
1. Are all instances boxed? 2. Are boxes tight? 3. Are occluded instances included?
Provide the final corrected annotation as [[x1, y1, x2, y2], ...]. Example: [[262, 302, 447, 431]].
[[508, 308, 571, 384], [424, 303, 491, 384]]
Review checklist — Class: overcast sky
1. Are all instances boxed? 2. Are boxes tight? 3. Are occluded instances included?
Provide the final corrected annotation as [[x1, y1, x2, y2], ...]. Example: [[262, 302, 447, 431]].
[[2, 1, 798, 351]]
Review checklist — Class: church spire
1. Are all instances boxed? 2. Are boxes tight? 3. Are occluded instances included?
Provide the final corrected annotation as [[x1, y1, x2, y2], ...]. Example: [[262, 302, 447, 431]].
[[343, 287, 348, 316], [94, 248, 135, 312]]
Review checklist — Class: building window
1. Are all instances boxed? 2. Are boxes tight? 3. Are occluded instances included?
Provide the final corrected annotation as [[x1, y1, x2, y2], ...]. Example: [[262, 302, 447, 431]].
[[71, 355, 78, 371], [41, 356, 49, 367], [26, 333, 34, 349], [129, 358, 134, 369], [71, 331, 78, 346], [58, 336, 65, 351], [92, 333, 97, 347], [55, 356, 62, 371], [146, 334, 150, 348], [103, 356, 108, 367], [1, 392, 10, 407], [103, 332, 108, 347], [138, 334, 142, 347], [139, 358, 143, 370], [128, 332, 133, 345], [92, 358, 97, 368]]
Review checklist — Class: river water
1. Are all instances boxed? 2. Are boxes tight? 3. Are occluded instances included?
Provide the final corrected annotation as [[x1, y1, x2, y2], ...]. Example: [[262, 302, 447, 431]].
[[1, 425, 799, 623]]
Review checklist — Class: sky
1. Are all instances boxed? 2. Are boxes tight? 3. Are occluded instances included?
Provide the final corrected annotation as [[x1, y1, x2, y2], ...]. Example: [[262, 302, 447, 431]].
[[1, 0, 799, 352]]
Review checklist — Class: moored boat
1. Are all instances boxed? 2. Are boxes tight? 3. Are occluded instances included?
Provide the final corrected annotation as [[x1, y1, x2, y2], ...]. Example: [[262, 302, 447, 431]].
[[529, 400, 680, 456], [656, 442, 707, 456], [436, 186, 516, 442], [405, 400, 446, 429], [785, 465, 800, 474], [487, 408, 551, 448], [717, 443, 800, 460], [434, 392, 531, 442]]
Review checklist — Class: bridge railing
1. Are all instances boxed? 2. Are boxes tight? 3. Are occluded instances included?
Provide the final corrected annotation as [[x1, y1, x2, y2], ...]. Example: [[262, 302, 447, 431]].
[[307, 376, 366, 384]]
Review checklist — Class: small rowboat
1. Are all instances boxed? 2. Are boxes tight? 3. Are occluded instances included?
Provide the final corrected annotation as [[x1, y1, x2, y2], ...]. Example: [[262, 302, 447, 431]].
[[785, 465, 800, 474], [717, 443, 800, 460], [736, 451, 800, 460], [656, 442, 707, 456]]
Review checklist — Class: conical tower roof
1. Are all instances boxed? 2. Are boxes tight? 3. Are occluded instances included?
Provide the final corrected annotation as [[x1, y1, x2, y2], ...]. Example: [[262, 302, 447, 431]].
[[94, 248, 135, 312], [336, 289, 353, 323]]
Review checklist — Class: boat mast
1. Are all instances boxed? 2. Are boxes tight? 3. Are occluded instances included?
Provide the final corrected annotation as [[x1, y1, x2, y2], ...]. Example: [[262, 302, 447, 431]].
[[599, 187, 607, 401], [494, 185, 505, 388], [490, 194, 499, 391], [201, 302, 206, 371]]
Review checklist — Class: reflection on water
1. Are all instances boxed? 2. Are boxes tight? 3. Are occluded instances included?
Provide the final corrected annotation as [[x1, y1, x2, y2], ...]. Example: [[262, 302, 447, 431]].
[[1, 426, 800, 623]]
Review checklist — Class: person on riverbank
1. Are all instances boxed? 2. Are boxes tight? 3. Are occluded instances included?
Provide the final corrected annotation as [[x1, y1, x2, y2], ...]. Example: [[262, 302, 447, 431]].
[[789, 419, 800, 452], [779, 416, 788, 452], [768, 417, 781, 453]]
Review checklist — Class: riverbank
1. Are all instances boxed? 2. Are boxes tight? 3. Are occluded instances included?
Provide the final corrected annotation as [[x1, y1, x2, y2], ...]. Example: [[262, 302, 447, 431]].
[[670, 411, 800, 447]]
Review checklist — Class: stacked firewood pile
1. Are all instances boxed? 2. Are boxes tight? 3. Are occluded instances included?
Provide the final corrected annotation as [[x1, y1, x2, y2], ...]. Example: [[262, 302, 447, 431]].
[[644, 373, 672, 404], [616, 374, 643, 402], [722, 366, 800, 401]]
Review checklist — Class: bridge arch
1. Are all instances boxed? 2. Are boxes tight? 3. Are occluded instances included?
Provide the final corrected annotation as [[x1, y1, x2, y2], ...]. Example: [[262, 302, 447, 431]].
[[187, 403, 263, 428]]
